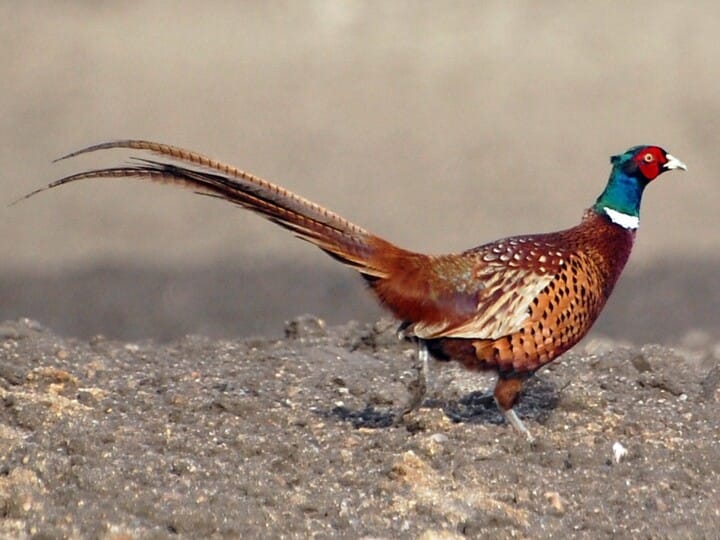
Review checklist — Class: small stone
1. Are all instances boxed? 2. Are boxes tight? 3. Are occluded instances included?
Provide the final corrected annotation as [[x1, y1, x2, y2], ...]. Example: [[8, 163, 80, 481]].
[[417, 432, 448, 457], [284, 315, 327, 339], [630, 354, 652, 373], [612, 441, 628, 463], [429, 433, 448, 444], [544, 491, 565, 514]]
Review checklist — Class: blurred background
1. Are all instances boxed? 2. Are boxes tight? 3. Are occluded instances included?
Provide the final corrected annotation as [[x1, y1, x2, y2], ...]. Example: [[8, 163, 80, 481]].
[[2, 1, 718, 344]]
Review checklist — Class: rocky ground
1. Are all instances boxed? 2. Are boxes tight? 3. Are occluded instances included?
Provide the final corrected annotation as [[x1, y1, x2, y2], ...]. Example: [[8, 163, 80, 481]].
[[1, 315, 718, 538]]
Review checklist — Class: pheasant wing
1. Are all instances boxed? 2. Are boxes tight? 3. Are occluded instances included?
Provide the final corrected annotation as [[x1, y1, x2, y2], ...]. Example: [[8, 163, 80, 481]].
[[407, 237, 567, 340]]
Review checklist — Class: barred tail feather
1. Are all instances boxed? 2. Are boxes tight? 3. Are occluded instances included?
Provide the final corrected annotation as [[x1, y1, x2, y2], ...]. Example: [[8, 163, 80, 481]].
[[22, 140, 399, 279]]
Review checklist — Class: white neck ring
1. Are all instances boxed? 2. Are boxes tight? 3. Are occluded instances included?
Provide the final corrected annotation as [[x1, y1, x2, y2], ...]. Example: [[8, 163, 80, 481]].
[[603, 207, 639, 230]]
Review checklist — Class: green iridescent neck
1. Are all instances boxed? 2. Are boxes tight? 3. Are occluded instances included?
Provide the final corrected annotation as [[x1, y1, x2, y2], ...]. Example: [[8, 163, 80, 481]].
[[592, 160, 648, 220]]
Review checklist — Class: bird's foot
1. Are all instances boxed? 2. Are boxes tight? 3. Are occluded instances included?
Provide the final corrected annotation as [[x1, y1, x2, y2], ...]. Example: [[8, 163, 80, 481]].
[[502, 408, 536, 446]]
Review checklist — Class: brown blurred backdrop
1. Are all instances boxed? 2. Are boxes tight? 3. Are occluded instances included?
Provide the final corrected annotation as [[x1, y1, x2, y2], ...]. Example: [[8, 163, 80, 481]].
[[2, 2, 719, 343]]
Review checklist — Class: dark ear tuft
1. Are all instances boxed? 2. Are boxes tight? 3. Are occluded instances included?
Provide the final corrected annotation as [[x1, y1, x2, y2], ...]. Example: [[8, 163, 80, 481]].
[[622, 158, 640, 176]]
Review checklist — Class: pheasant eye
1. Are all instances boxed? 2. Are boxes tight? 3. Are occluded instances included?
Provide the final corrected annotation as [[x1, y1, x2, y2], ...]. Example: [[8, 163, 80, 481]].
[[643, 153, 654, 163]]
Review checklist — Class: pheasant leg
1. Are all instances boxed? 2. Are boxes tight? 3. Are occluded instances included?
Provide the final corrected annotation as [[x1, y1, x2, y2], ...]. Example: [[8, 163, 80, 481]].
[[394, 341, 429, 424], [494, 374, 535, 443]]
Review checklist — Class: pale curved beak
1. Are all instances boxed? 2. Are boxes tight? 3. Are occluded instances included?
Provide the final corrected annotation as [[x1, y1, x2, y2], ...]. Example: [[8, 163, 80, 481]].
[[664, 153, 687, 171]]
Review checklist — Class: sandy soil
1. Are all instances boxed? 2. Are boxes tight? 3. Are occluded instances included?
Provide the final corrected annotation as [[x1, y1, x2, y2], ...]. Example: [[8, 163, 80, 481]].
[[1, 317, 718, 538]]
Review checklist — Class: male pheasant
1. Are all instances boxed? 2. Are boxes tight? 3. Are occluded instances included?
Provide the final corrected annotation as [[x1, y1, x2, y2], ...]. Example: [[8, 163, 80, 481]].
[[21, 142, 686, 440]]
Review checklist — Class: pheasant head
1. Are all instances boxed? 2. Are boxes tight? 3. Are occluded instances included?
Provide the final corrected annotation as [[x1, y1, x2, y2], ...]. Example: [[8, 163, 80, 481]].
[[592, 145, 687, 229]]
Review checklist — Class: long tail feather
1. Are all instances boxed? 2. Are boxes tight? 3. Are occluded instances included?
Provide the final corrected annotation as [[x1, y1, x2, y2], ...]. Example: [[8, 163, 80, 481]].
[[20, 140, 400, 279]]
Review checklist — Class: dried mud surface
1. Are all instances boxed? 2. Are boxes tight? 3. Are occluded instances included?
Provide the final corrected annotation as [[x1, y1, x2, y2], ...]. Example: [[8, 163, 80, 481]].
[[1, 316, 718, 538]]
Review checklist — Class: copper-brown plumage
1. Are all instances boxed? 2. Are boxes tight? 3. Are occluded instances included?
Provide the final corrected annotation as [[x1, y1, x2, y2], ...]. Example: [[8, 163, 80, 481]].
[[20, 140, 686, 440]]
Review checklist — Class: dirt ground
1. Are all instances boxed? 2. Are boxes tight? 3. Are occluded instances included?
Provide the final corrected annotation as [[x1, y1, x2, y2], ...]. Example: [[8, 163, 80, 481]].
[[0, 316, 718, 538], [2, 2, 720, 538]]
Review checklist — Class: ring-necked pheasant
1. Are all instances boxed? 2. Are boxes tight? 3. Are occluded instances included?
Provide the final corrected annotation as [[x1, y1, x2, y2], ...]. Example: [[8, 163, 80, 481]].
[[20, 141, 686, 441]]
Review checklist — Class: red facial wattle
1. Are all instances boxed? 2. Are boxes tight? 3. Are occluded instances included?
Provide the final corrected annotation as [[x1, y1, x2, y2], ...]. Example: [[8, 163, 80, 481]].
[[634, 147, 666, 181]]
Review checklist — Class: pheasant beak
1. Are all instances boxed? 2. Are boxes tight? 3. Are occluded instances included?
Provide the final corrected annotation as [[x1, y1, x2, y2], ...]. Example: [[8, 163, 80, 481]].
[[663, 153, 687, 171]]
